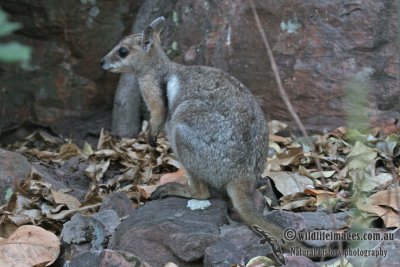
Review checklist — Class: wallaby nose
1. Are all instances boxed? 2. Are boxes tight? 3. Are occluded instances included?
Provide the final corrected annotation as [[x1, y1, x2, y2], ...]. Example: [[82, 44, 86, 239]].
[[99, 59, 105, 66]]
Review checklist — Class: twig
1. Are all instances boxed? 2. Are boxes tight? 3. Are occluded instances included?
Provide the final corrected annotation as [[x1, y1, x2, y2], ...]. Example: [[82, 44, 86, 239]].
[[248, 0, 330, 195], [0, 88, 6, 138], [249, 1, 325, 169]]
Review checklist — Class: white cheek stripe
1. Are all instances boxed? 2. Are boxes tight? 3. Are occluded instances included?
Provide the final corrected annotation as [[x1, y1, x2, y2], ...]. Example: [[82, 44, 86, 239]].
[[106, 55, 132, 69], [167, 75, 180, 106], [110, 61, 123, 69]]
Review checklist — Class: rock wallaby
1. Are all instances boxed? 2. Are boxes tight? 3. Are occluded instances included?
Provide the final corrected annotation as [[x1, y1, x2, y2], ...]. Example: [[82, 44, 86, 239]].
[[101, 17, 307, 259]]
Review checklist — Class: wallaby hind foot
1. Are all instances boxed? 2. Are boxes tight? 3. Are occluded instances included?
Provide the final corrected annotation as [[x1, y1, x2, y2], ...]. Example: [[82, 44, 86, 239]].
[[152, 177, 211, 200]]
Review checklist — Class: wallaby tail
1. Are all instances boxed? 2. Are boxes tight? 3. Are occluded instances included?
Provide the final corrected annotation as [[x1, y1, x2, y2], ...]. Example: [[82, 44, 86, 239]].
[[227, 182, 306, 264]]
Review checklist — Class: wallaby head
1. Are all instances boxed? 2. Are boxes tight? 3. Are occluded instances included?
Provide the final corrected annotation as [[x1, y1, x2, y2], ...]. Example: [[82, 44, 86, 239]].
[[100, 17, 166, 74]]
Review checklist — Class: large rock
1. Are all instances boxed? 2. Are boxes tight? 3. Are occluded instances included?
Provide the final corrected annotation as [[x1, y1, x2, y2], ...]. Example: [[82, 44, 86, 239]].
[[0, 0, 142, 129], [205, 211, 351, 266], [346, 230, 400, 267], [99, 192, 135, 218], [69, 250, 149, 267], [61, 213, 108, 250], [1, 0, 398, 137], [109, 197, 228, 267], [0, 149, 31, 206], [130, 0, 399, 132], [56, 210, 121, 266], [204, 225, 272, 267]]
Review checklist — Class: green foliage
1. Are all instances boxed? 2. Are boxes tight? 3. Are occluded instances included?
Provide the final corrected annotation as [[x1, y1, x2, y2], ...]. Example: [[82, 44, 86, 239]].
[[0, 9, 20, 37], [0, 42, 30, 63], [344, 128, 367, 144], [0, 8, 31, 64], [344, 79, 370, 134]]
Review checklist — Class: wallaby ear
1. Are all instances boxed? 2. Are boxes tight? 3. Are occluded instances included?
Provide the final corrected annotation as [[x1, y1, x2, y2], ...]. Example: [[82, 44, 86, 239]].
[[142, 26, 154, 51], [149, 16, 166, 36], [141, 17, 165, 52]]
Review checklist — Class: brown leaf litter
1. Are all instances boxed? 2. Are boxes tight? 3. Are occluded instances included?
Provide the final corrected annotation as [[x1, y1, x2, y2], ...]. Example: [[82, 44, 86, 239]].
[[0, 120, 399, 264]]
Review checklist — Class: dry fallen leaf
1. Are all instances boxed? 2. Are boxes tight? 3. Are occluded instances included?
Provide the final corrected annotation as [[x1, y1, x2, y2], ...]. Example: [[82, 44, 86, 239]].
[[4, 120, 400, 263], [346, 141, 377, 170], [268, 120, 288, 134], [354, 158, 395, 192], [315, 194, 338, 209], [309, 170, 336, 179], [304, 188, 335, 196], [246, 255, 275, 267], [269, 134, 291, 144], [267, 147, 304, 168], [266, 171, 314, 196], [82, 141, 94, 159], [85, 159, 111, 182], [0, 225, 60, 267], [328, 126, 348, 139], [357, 203, 400, 228], [367, 188, 400, 211], [59, 142, 80, 160], [135, 185, 158, 200], [51, 189, 81, 210], [27, 149, 58, 161], [277, 197, 317, 211], [46, 203, 101, 221]]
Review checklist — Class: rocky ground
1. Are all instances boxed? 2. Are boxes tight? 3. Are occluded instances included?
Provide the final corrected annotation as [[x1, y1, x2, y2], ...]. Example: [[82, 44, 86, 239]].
[[0, 120, 399, 266]]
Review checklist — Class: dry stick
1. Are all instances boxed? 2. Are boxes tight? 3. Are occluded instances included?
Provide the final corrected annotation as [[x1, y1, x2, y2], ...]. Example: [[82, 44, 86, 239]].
[[249, 0, 344, 258], [0, 90, 6, 138], [248, 1, 327, 191]]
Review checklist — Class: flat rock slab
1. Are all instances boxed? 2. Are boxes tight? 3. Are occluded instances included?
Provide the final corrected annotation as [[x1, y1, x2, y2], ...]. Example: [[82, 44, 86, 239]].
[[205, 211, 351, 266], [109, 197, 228, 267], [299, 211, 350, 230], [69, 249, 150, 267], [204, 224, 272, 267], [0, 149, 31, 206], [100, 192, 135, 217], [346, 229, 400, 267]]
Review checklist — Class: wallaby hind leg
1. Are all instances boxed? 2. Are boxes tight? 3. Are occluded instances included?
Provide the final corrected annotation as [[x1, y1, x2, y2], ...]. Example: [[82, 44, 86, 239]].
[[152, 176, 211, 200]]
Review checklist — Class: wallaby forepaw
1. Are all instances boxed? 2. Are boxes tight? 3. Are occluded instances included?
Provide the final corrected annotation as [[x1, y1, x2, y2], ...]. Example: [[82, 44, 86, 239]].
[[146, 134, 157, 147]]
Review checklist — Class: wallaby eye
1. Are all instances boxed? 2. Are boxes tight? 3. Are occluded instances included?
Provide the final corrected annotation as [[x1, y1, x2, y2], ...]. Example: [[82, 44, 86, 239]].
[[117, 47, 129, 58]]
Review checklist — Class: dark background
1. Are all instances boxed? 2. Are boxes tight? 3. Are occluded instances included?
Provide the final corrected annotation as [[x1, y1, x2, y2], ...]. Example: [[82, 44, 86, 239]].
[[0, 0, 399, 144]]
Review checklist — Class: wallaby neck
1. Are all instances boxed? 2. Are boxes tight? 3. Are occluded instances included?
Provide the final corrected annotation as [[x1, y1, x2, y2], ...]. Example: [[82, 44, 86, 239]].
[[135, 46, 178, 82]]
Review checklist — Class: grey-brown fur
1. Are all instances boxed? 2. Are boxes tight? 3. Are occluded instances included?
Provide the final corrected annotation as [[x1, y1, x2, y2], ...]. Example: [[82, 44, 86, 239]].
[[101, 17, 307, 255]]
